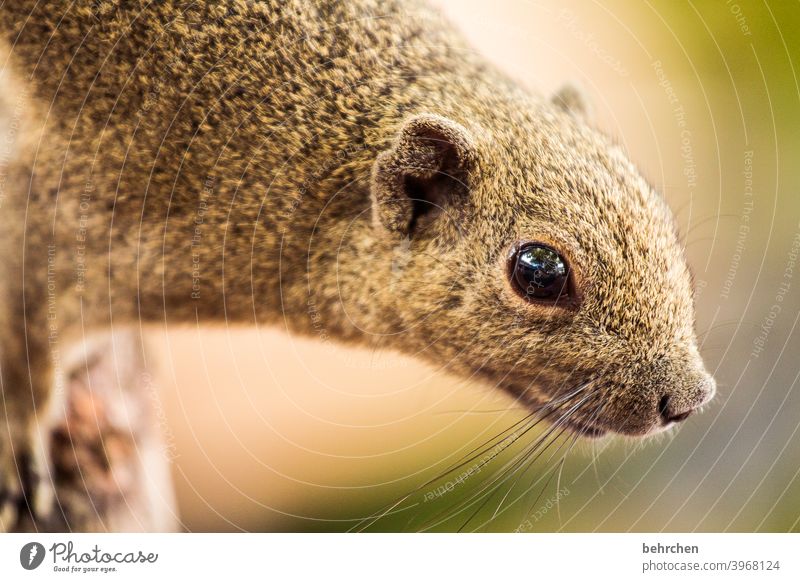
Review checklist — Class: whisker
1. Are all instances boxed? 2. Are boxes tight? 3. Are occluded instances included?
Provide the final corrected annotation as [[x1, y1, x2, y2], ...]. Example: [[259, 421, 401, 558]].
[[457, 410, 581, 531], [491, 415, 578, 522], [347, 408, 543, 532], [432, 408, 523, 416], [409, 388, 593, 532], [425, 390, 597, 532], [552, 403, 605, 524], [492, 397, 607, 531], [483, 395, 603, 527], [418, 403, 576, 531], [351, 377, 599, 533], [431, 381, 591, 481]]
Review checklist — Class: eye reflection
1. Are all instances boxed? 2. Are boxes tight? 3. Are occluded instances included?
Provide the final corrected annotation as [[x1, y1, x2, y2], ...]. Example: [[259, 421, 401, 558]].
[[511, 244, 570, 301]]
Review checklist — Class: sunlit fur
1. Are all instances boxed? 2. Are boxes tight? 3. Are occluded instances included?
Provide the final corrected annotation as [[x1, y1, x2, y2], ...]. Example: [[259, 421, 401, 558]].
[[0, 0, 713, 529]]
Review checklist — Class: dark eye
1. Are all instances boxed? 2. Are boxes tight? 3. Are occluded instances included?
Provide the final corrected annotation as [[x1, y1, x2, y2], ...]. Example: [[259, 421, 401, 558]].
[[510, 243, 571, 302]]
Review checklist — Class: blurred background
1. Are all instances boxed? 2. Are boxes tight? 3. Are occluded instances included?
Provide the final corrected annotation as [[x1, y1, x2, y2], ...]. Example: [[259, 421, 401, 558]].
[[146, 0, 800, 532]]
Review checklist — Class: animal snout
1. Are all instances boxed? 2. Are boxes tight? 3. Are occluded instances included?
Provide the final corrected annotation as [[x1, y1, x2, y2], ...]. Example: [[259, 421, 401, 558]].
[[657, 375, 716, 427], [657, 395, 694, 424]]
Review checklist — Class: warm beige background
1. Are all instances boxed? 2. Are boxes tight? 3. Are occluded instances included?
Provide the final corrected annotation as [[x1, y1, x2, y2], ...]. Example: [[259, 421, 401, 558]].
[[150, 1, 800, 531]]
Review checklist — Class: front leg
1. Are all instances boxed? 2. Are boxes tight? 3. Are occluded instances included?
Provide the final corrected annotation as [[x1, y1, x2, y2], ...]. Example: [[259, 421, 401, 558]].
[[0, 416, 54, 530], [0, 302, 57, 531]]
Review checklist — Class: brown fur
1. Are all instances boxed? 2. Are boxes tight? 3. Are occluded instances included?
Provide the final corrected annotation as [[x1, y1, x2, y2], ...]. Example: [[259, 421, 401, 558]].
[[0, 0, 714, 530]]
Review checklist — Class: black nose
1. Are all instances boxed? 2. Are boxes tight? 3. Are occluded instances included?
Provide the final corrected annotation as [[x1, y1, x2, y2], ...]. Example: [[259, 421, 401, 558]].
[[658, 395, 693, 424]]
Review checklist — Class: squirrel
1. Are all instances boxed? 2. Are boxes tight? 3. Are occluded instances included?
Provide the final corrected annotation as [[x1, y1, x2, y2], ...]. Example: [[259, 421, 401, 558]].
[[0, 0, 715, 530]]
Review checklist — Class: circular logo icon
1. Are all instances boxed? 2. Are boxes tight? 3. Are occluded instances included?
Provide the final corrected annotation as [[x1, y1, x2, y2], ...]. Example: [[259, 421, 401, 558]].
[[19, 542, 46, 570]]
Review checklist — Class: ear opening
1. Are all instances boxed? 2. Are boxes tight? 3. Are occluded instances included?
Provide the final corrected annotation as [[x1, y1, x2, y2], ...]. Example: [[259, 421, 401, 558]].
[[406, 175, 442, 234], [371, 114, 476, 238], [403, 168, 463, 233]]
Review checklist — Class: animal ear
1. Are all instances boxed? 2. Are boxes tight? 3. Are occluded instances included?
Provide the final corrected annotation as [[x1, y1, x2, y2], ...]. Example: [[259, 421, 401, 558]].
[[551, 84, 590, 119], [371, 114, 476, 238]]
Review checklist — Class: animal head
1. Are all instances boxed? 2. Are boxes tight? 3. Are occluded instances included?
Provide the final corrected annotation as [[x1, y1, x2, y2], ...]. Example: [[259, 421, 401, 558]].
[[368, 87, 715, 437]]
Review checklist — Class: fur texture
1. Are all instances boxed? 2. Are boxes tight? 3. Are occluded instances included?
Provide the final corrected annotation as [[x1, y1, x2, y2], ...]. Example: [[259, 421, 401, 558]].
[[0, 0, 714, 530]]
